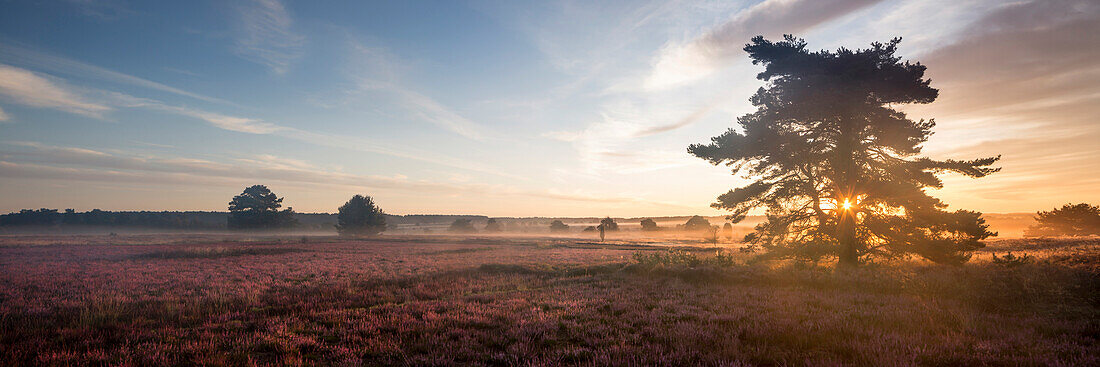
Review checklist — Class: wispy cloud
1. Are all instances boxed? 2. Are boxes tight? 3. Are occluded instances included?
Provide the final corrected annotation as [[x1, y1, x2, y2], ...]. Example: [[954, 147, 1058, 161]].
[[0, 64, 112, 118], [233, 0, 304, 74], [0, 42, 232, 105], [645, 0, 883, 90], [908, 0, 1100, 148], [630, 95, 728, 138], [0, 61, 514, 179], [345, 43, 490, 140], [65, 0, 134, 21], [897, 0, 1100, 212], [543, 108, 700, 175], [101, 92, 286, 134], [0, 64, 270, 130], [0, 106, 9, 122], [0, 141, 416, 191]]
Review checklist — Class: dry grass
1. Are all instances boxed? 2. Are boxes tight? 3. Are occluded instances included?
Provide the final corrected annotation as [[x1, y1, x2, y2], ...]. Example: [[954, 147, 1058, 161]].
[[0, 234, 1096, 365]]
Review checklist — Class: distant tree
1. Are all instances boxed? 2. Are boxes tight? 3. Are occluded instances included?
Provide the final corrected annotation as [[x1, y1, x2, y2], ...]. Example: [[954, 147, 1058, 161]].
[[722, 223, 734, 239], [689, 36, 998, 266], [582, 226, 597, 232], [640, 218, 659, 232], [598, 217, 619, 231], [705, 225, 719, 244], [449, 218, 477, 233], [227, 185, 297, 230], [484, 218, 503, 232], [549, 220, 569, 232], [682, 216, 712, 232], [335, 195, 386, 237], [1025, 203, 1100, 237]]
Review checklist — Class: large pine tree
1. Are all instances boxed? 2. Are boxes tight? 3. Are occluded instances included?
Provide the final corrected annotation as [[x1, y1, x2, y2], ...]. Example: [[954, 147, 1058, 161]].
[[689, 36, 999, 266]]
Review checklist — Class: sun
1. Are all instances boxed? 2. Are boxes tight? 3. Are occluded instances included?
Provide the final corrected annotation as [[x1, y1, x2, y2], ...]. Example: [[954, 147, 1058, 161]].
[[841, 198, 852, 210]]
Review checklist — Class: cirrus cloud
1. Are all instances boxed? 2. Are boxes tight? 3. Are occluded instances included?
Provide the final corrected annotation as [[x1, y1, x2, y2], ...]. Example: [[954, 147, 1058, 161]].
[[0, 64, 112, 118]]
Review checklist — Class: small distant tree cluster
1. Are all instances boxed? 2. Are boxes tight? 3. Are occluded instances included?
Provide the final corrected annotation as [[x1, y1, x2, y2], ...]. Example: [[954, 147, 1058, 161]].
[[227, 185, 297, 230], [549, 220, 569, 232], [1025, 203, 1100, 237], [640, 218, 659, 231], [449, 219, 477, 233], [336, 195, 386, 237]]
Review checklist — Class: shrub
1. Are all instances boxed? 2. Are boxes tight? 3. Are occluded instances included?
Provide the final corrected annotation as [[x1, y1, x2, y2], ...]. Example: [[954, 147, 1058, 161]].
[[991, 252, 1033, 267], [1026, 203, 1100, 237], [632, 249, 738, 269], [549, 220, 569, 232]]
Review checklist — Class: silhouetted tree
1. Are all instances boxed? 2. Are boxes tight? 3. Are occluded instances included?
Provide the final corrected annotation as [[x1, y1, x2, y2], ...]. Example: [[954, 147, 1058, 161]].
[[227, 185, 297, 230], [722, 223, 734, 240], [336, 195, 386, 237], [484, 218, 503, 232], [449, 218, 477, 233], [682, 216, 712, 232], [705, 225, 719, 244], [640, 218, 659, 232], [549, 220, 569, 232], [1025, 203, 1100, 237], [598, 217, 619, 231], [689, 36, 999, 266]]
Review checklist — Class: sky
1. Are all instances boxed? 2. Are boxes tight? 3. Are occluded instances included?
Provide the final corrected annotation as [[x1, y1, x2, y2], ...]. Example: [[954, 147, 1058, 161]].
[[0, 0, 1097, 217]]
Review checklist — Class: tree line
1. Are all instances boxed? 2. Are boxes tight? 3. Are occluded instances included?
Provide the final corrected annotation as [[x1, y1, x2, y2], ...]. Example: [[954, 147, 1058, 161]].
[[0, 209, 227, 229]]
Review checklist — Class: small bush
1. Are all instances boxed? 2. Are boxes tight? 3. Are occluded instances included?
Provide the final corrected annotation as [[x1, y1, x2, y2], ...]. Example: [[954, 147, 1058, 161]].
[[991, 252, 1033, 267], [708, 250, 737, 267], [632, 249, 738, 269], [633, 249, 700, 268]]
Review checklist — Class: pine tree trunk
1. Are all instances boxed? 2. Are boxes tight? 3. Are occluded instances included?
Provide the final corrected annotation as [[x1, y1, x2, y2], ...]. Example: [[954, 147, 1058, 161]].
[[837, 212, 858, 267], [836, 115, 860, 267]]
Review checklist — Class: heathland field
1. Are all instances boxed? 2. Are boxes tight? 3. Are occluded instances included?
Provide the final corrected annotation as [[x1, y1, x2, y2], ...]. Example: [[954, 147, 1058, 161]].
[[1, 234, 1097, 366]]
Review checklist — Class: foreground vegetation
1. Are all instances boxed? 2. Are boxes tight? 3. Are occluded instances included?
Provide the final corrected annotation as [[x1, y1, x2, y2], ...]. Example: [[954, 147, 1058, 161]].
[[0, 235, 1097, 365]]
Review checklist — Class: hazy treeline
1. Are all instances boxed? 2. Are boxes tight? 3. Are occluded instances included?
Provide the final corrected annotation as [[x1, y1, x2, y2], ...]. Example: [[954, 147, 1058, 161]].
[[0, 208, 487, 231], [0, 209, 227, 229], [0, 207, 1043, 237]]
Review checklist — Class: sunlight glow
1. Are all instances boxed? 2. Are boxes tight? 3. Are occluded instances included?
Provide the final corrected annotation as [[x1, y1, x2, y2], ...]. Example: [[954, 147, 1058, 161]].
[[841, 198, 852, 210]]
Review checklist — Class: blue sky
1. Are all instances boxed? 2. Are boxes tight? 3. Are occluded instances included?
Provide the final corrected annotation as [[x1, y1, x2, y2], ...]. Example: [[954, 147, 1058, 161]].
[[1, 0, 1097, 216]]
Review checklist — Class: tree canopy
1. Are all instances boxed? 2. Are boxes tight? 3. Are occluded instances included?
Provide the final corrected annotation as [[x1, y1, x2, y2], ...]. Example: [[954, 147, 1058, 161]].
[[689, 35, 999, 266], [449, 219, 477, 233], [336, 195, 386, 237], [227, 185, 297, 230], [549, 220, 569, 232], [682, 216, 713, 232], [1025, 203, 1100, 237], [640, 218, 659, 232]]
